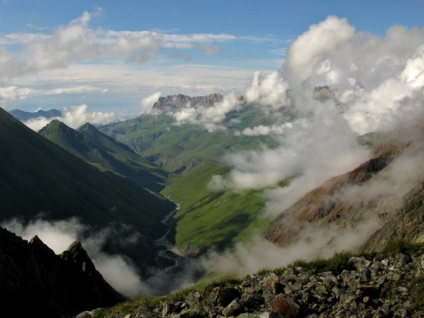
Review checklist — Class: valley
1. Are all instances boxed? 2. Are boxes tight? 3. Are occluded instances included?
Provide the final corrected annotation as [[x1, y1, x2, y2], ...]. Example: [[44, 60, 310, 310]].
[[1, 3, 423, 316], [3, 87, 424, 316]]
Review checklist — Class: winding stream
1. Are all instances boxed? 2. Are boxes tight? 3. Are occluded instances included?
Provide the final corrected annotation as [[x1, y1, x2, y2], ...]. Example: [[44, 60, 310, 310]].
[[145, 205, 192, 295], [154, 205, 182, 272]]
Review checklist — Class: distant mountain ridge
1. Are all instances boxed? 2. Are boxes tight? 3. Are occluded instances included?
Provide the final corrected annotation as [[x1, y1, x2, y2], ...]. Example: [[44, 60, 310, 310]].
[[39, 120, 167, 192], [152, 93, 225, 111], [9, 108, 61, 121], [0, 226, 125, 317], [152, 93, 247, 112]]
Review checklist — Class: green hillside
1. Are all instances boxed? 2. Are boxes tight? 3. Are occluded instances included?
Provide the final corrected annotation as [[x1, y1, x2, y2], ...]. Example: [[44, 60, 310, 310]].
[[98, 103, 279, 254], [161, 164, 270, 254], [0, 108, 174, 274], [99, 105, 278, 173], [39, 120, 167, 192]]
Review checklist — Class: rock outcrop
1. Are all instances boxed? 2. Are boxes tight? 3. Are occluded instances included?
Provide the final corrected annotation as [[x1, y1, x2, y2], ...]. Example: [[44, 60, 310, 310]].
[[152, 94, 246, 112], [90, 245, 424, 317], [263, 113, 424, 251], [0, 227, 125, 317], [152, 94, 225, 111]]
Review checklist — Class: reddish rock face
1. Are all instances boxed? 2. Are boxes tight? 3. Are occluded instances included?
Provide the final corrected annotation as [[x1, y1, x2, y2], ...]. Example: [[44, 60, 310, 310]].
[[264, 114, 424, 250]]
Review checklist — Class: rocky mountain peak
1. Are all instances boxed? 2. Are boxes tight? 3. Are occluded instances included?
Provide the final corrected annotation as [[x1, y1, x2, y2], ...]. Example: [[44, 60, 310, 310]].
[[152, 93, 224, 111], [60, 241, 97, 275], [0, 227, 125, 317]]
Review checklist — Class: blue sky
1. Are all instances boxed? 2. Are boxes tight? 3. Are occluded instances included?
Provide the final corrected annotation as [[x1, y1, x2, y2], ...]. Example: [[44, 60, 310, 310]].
[[0, 0, 423, 117]]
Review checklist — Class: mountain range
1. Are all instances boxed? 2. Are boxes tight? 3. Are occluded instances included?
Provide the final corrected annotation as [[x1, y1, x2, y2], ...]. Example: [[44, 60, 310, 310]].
[[0, 107, 174, 276], [3, 93, 424, 315], [9, 108, 61, 121]]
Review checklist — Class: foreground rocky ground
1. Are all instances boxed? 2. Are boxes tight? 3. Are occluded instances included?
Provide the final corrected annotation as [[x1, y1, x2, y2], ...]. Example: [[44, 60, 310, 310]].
[[78, 242, 423, 318]]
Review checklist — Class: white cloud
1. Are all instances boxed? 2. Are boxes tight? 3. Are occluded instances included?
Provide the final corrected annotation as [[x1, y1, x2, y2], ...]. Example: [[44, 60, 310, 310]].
[[171, 92, 243, 132], [240, 124, 288, 136], [140, 92, 161, 114], [23, 104, 116, 131], [0, 85, 107, 106], [209, 16, 424, 220], [245, 71, 291, 112], [285, 16, 355, 85]]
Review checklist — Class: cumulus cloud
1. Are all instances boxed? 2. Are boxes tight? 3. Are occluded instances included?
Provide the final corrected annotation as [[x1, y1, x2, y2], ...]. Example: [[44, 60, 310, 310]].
[[245, 71, 291, 112], [0, 85, 108, 106], [172, 92, 243, 132], [140, 92, 161, 114], [212, 103, 369, 197], [23, 104, 116, 131], [285, 16, 355, 85], [0, 10, 242, 83], [1, 217, 149, 295], [201, 16, 424, 283], [239, 123, 291, 136], [211, 15, 424, 199]]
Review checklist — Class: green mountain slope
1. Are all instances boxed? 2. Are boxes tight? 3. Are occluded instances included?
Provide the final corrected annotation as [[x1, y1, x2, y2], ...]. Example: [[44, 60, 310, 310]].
[[161, 164, 270, 255], [99, 105, 278, 173], [98, 101, 280, 254], [0, 107, 174, 273], [39, 120, 167, 192]]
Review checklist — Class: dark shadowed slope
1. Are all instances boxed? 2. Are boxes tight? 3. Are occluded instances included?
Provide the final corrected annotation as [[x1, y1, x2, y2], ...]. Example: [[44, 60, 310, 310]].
[[0, 107, 174, 273], [0, 226, 125, 317], [39, 120, 167, 192]]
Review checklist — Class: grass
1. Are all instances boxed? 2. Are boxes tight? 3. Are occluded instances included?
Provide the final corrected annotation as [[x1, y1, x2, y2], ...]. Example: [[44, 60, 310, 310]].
[[99, 107, 278, 173], [161, 163, 270, 253]]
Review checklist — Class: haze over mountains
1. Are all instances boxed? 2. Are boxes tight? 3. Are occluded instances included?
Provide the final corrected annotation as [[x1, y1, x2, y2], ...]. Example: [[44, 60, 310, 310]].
[[2, 14, 424, 316]]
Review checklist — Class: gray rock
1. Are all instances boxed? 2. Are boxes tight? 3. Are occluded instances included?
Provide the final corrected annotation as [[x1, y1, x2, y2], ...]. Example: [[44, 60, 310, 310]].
[[222, 298, 244, 317]]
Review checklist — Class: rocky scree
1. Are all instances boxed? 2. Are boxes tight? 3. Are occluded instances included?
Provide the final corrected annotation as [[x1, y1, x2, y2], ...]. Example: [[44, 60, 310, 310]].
[[81, 244, 424, 318]]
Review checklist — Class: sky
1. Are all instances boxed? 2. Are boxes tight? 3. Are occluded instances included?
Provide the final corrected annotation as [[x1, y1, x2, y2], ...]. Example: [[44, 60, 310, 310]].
[[1, 0, 423, 119]]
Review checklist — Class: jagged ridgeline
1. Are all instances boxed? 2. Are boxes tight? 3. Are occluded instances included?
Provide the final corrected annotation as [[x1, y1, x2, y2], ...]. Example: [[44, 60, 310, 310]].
[[39, 119, 168, 192], [98, 94, 281, 254], [0, 227, 125, 317], [99, 94, 279, 173], [0, 107, 174, 274]]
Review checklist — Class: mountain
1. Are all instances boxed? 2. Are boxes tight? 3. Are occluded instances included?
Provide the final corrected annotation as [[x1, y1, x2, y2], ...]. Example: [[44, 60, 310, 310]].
[[100, 102, 277, 173], [9, 108, 61, 121], [0, 107, 174, 274], [152, 93, 226, 111], [263, 114, 424, 252], [0, 226, 125, 317], [39, 120, 167, 192]]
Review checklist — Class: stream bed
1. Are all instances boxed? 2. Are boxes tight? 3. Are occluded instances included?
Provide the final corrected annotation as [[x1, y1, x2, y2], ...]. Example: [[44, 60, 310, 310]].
[[144, 205, 201, 295]]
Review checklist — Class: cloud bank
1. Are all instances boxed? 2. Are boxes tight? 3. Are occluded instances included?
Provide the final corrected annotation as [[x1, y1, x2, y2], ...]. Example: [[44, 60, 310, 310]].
[[208, 16, 424, 213], [22, 104, 116, 131], [189, 16, 424, 286]]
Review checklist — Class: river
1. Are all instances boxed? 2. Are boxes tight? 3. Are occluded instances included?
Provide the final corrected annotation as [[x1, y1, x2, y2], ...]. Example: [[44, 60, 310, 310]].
[[144, 205, 195, 295]]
